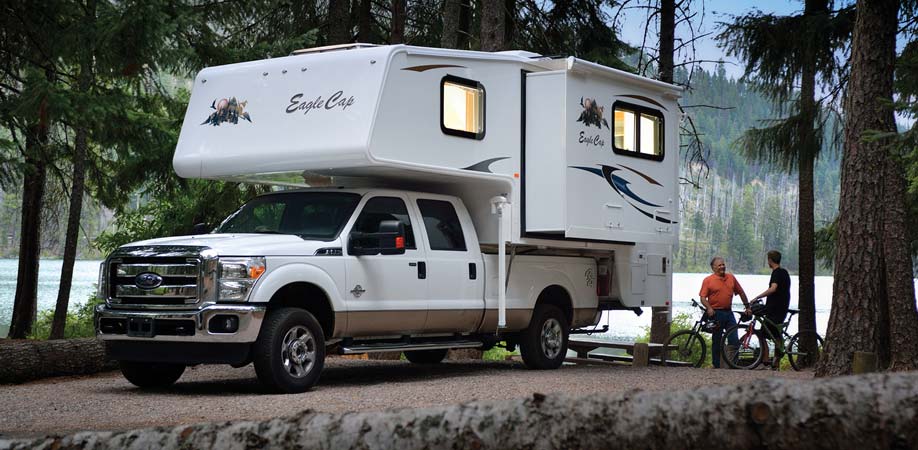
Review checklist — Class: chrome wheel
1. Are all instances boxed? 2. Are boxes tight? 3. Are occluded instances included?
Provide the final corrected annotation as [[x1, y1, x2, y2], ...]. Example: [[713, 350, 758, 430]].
[[281, 325, 316, 378], [541, 318, 563, 359]]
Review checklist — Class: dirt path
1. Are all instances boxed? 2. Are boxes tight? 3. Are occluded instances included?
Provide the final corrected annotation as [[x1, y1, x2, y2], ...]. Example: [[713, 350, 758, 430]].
[[0, 358, 812, 439]]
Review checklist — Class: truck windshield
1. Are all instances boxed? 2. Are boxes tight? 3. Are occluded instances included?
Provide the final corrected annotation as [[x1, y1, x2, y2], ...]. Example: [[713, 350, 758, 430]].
[[215, 192, 361, 241]]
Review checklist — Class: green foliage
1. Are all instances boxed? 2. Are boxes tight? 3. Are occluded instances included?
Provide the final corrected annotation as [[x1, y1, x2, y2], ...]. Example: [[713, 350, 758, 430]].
[[96, 180, 268, 252], [516, 0, 634, 72], [482, 344, 519, 361], [726, 186, 761, 273], [717, 3, 854, 105], [29, 294, 104, 340]]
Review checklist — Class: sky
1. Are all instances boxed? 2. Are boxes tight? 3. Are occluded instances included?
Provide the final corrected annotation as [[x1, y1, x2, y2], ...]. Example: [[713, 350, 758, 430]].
[[616, 0, 806, 79]]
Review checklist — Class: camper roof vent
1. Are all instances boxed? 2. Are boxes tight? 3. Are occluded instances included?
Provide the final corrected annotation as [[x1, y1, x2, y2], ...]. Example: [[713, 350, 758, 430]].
[[495, 50, 544, 59], [291, 43, 379, 55]]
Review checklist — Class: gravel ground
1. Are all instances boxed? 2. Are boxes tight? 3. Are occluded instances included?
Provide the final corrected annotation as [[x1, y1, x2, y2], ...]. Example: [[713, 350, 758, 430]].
[[0, 358, 813, 439]]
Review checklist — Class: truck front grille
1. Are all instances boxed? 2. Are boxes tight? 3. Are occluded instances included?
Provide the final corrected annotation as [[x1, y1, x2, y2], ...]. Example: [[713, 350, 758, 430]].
[[109, 257, 201, 308]]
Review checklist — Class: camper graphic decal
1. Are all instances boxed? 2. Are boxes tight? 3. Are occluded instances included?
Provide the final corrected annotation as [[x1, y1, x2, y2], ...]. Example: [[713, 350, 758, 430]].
[[286, 90, 356, 116], [402, 64, 466, 72], [569, 164, 678, 224], [462, 157, 510, 173], [620, 94, 668, 111], [201, 97, 252, 126], [577, 97, 609, 129]]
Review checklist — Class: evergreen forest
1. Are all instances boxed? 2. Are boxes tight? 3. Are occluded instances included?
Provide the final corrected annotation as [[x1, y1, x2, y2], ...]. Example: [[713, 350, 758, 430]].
[[0, 63, 842, 274]]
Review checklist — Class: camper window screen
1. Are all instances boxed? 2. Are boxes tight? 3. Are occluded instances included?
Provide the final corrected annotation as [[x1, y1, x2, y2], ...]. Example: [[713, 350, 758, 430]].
[[612, 102, 664, 161], [441, 75, 485, 140]]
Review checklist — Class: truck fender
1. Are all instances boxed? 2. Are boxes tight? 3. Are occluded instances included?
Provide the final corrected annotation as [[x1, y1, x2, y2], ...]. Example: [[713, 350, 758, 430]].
[[249, 263, 346, 313], [506, 272, 577, 327]]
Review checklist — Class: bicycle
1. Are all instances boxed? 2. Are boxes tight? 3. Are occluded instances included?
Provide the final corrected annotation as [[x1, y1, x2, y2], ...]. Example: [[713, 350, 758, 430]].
[[721, 300, 824, 370], [662, 299, 720, 368]]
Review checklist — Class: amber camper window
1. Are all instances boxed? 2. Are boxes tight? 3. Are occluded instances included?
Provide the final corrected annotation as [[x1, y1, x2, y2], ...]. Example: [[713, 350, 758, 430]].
[[612, 101, 664, 161], [441, 75, 485, 140]]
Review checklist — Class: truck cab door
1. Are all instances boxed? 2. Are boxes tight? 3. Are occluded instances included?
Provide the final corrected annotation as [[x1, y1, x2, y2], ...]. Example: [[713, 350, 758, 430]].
[[344, 195, 428, 336], [411, 195, 485, 333]]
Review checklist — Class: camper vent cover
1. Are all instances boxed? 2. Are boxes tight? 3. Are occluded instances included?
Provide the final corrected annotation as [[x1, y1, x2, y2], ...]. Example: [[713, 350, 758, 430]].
[[291, 43, 379, 55]]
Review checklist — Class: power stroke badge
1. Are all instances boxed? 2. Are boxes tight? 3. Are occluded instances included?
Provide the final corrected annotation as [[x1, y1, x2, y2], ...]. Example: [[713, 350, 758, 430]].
[[286, 90, 356, 115]]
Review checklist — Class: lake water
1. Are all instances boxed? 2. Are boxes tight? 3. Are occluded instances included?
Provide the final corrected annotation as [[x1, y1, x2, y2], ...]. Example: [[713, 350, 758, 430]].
[[0, 258, 901, 339], [0, 259, 102, 337]]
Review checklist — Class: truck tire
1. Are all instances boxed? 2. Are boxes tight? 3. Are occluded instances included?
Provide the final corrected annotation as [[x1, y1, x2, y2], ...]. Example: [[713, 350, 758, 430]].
[[253, 308, 326, 394], [119, 361, 185, 388], [519, 304, 569, 370], [404, 349, 448, 364]]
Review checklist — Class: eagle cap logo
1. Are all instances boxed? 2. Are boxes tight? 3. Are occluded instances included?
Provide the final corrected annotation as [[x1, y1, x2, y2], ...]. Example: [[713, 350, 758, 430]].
[[135, 272, 164, 290], [201, 97, 252, 126]]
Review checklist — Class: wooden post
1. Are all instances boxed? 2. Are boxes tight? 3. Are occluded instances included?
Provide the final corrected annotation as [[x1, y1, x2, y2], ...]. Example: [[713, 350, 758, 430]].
[[852, 351, 877, 374], [633, 343, 649, 367]]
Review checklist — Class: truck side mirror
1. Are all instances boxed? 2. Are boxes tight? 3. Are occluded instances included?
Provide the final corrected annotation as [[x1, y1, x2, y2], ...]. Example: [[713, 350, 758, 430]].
[[192, 223, 210, 235], [348, 220, 406, 256]]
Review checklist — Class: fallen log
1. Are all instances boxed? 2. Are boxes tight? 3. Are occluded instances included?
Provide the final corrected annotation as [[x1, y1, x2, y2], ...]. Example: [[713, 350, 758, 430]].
[[0, 338, 115, 384], [2, 371, 917, 450]]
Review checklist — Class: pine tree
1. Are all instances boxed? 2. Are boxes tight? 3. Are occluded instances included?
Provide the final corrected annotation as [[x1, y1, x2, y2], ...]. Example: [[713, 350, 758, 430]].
[[719, 0, 854, 367]]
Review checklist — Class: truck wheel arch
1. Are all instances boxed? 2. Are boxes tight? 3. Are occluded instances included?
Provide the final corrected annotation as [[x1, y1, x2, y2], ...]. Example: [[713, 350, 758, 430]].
[[267, 282, 337, 339], [249, 263, 346, 338], [533, 285, 573, 327]]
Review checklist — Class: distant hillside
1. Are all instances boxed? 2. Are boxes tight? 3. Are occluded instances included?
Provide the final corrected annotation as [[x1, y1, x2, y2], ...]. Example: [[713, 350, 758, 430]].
[[675, 64, 840, 275]]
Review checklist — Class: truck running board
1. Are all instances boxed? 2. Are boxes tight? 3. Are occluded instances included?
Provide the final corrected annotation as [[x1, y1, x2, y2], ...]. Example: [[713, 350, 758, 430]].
[[339, 340, 483, 355]]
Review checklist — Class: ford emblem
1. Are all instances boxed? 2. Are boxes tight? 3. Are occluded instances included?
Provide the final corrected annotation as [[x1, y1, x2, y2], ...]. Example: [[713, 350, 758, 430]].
[[135, 272, 163, 290]]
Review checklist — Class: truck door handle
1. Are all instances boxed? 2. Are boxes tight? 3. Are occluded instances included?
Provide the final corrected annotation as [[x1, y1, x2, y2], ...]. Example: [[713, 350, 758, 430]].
[[417, 261, 426, 279], [469, 262, 477, 280]]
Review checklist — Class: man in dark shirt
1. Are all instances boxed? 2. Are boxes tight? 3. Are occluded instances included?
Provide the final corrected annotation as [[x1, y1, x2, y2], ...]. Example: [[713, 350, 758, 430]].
[[751, 250, 791, 368]]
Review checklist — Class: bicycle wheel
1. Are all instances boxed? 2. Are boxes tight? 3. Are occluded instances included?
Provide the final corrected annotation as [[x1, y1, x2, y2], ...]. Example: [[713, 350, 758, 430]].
[[787, 330, 824, 371], [722, 323, 765, 369], [663, 330, 706, 368]]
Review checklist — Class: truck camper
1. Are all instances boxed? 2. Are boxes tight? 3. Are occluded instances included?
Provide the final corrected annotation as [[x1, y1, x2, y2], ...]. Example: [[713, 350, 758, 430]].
[[95, 43, 682, 393]]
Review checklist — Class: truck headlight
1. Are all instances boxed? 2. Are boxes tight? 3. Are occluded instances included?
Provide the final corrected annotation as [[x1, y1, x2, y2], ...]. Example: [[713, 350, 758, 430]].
[[97, 261, 108, 300], [218, 257, 266, 301]]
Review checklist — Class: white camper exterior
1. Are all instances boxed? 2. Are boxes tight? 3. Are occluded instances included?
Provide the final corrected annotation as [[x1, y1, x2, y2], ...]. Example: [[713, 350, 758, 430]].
[[97, 44, 682, 393]]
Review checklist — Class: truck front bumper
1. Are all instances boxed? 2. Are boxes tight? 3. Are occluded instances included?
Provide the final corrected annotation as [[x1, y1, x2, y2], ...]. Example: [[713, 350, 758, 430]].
[[95, 303, 266, 344]]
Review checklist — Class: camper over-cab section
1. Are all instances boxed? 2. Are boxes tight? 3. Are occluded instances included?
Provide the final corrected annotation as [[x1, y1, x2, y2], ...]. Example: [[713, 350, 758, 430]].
[[173, 44, 682, 248]]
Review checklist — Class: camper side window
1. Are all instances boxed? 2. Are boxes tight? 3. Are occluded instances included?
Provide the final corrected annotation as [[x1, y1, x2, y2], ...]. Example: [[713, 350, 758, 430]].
[[441, 75, 485, 140], [612, 102, 664, 161]]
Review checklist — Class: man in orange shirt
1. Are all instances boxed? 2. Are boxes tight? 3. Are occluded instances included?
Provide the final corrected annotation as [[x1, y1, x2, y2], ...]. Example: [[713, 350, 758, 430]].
[[700, 256, 752, 368]]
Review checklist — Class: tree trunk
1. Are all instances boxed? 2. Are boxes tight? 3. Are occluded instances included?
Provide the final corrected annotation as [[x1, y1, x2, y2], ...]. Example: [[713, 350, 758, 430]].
[[0, 338, 114, 384], [479, 0, 507, 51], [796, 150, 819, 366], [658, 0, 675, 83], [357, 0, 372, 43], [649, 0, 675, 345], [49, 134, 86, 340], [8, 73, 52, 339], [864, 0, 918, 377], [50, 0, 94, 340], [441, 0, 462, 48], [8, 156, 45, 339], [326, 0, 352, 44], [881, 126, 918, 372], [7, 372, 918, 449], [817, 0, 899, 377], [792, 0, 826, 371], [390, 0, 406, 43]]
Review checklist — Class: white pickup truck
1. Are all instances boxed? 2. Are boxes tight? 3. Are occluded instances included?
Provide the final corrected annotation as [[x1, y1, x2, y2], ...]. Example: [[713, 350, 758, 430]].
[[96, 44, 680, 393], [98, 188, 596, 392]]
